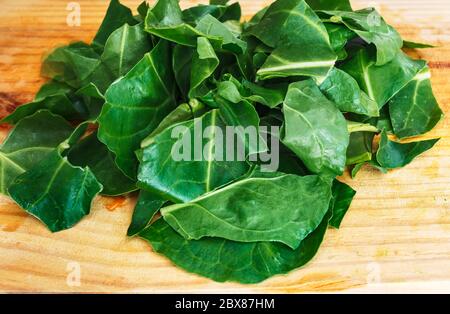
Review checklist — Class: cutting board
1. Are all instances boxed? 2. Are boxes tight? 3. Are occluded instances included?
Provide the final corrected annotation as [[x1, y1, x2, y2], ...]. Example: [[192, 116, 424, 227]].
[[0, 0, 449, 293]]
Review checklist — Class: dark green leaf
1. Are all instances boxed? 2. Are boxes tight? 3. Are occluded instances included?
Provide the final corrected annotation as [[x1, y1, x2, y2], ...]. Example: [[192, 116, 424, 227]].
[[341, 49, 425, 108], [376, 130, 439, 169], [281, 80, 349, 176], [93, 0, 137, 48], [389, 67, 443, 139], [346, 131, 374, 165], [139, 208, 332, 283], [249, 0, 337, 81], [320, 68, 379, 116], [161, 172, 331, 249], [98, 40, 177, 178], [329, 180, 356, 228], [403, 40, 435, 49], [127, 190, 166, 236], [137, 110, 250, 203], [68, 132, 136, 196], [0, 111, 74, 194], [8, 142, 103, 233]]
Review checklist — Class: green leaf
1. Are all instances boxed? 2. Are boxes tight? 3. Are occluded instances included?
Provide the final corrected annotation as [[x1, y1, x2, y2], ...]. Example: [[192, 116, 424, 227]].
[[249, 0, 337, 81], [8, 142, 103, 233], [1, 81, 84, 124], [306, 0, 352, 10], [100, 23, 152, 77], [346, 131, 374, 165], [173, 45, 194, 97], [67, 132, 137, 196], [145, 0, 245, 53], [139, 208, 332, 283], [161, 172, 331, 249], [403, 40, 435, 49], [341, 49, 425, 108], [281, 80, 349, 176], [320, 68, 379, 116], [324, 23, 357, 60], [376, 130, 439, 169], [92, 0, 137, 49], [98, 40, 177, 178], [137, 110, 250, 203], [189, 37, 219, 98], [42, 42, 102, 90], [127, 190, 166, 236], [0, 111, 74, 194], [241, 80, 287, 108], [389, 67, 444, 139], [321, 8, 403, 65], [329, 180, 356, 229]]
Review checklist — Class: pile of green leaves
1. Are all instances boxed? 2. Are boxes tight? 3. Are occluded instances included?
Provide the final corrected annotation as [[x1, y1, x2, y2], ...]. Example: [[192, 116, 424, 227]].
[[0, 0, 443, 283]]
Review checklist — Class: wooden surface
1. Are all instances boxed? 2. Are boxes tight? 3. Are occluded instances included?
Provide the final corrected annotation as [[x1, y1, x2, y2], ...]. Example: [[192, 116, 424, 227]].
[[0, 0, 449, 293]]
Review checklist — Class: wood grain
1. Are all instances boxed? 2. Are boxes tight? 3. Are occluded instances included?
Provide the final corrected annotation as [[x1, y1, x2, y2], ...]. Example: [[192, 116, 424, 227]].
[[0, 0, 449, 293]]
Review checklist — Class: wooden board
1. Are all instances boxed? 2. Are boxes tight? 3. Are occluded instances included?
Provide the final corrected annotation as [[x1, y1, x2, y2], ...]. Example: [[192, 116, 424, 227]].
[[0, 0, 449, 293]]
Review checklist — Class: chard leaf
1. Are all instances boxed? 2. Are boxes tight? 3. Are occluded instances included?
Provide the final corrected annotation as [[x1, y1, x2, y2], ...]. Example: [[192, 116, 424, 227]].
[[100, 23, 152, 77], [346, 131, 374, 165], [139, 208, 332, 283], [67, 132, 137, 196], [319, 68, 379, 116], [137, 110, 249, 203], [281, 80, 349, 176], [189, 37, 219, 98], [329, 180, 356, 229], [1, 81, 84, 124], [321, 8, 403, 65], [8, 140, 103, 233], [306, 0, 352, 11], [145, 0, 245, 53], [161, 172, 331, 249], [92, 0, 137, 49], [403, 40, 435, 49], [376, 130, 440, 169], [98, 40, 177, 178], [389, 67, 444, 139], [141, 101, 206, 148], [173, 45, 194, 97], [42, 42, 103, 90], [0, 111, 74, 194], [127, 190, 166, 236], [249, 0, 337, 81], [340, 49, 425, 108], [324, 23, 357, 60]]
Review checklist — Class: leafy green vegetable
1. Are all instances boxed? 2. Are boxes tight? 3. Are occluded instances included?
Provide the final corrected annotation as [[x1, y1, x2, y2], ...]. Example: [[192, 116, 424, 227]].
[[0, 111, 74, 194], [8, 137, 103, 232], [98, 40, 177, 178], [248, 0, 337, 81], [329, 180, 356, 228], [67, 132, 136, 196], [389, 67, 443, 139], [320, 8, 403, 66], [281, 80, 349, 176], [161, 172, 331, 249], [137, 110, 249, 203], [319, 68, 379, 116], [127, 190, 166, 236], [376, 130, 439, 169], [1, 81, 84, 124], [341, 49, 425, 108], [140, 209, 332, 283], [403, 40, 435, 49], [1, 0, 443, 284], [92, 0, 137, 49]]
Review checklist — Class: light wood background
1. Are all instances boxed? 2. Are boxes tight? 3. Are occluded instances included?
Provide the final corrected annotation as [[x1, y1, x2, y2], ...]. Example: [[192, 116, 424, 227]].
[[0, 0, 449, 293]]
